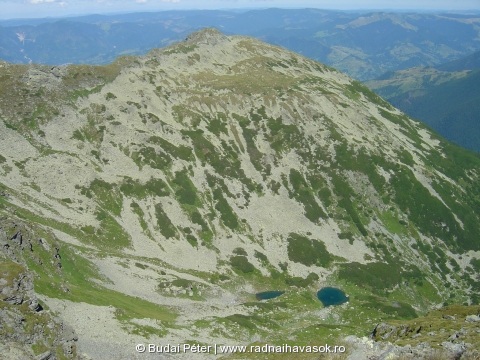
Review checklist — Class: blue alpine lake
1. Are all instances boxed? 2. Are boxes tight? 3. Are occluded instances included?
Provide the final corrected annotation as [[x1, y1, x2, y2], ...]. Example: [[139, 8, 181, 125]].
[[256, 291, 285, 300], [316, 287, 349, 306]]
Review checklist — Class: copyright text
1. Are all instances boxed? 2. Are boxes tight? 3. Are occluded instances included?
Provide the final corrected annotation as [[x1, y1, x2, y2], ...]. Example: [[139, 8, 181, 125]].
[[135, 343, 346, 355]]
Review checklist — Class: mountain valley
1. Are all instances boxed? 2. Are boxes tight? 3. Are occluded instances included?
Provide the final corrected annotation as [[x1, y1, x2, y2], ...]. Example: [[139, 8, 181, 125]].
[[367, 50, 480, 153]]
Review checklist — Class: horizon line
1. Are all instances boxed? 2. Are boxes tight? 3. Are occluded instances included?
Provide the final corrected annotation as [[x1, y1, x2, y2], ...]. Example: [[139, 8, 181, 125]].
[[1, 6, 480, 22]]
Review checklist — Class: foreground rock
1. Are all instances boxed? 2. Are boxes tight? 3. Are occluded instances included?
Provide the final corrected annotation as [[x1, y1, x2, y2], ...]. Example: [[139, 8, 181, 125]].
[[0, 218, 79, 360], [356, 305, 480, 360]]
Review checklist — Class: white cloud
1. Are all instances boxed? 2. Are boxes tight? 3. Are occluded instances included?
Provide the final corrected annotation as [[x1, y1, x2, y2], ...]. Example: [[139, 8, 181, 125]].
[[134, 0, 181, 3], [29, 0, 57, 3]]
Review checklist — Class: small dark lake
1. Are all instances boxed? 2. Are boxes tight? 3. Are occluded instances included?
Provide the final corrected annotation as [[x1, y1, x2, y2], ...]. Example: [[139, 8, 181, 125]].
[[256, 291, 285, 300], [317, 287, 349, 307]]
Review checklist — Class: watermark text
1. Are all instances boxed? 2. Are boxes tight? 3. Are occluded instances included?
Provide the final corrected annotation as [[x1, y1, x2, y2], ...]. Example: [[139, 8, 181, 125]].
[[135, 343, 346, 355]]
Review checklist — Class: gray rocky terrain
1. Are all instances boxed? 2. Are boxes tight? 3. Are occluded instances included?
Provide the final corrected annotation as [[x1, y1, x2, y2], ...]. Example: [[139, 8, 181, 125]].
[[0, 29, 479, 359]]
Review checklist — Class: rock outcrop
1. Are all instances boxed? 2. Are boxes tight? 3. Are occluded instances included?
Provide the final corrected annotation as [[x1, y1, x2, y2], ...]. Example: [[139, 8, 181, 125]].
[[0, 218, 79, 360], [366, 305, 480, 360]]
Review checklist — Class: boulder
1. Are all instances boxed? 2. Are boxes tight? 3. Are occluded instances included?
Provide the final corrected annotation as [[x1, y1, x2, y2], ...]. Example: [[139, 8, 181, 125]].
[[4, 295, 24, 305], [36, 351, 52, 360], [441, 341, 467, 359], [465, 315, 480, 322]]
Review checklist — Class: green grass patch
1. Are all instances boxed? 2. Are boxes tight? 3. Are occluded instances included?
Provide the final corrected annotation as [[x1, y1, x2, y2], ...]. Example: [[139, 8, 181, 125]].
[[0, 260, 25, 286], [230, 256, 255, 273], [130, 202, 149, 233], [266, 117, 303, 154], [120, 177, 170, 199], [94, 209, 131, 249], [148, 136, 194, 161], [240, 125, 264, 173], [337, 261, 424, 291], [331, 172, 368, 236], [0, 196, 93, 247], [172, 169, 199, 206], [131, 146, 172, 170], [82, 178, 122, 216], [285, 272, 319, 287], [183, 129, 258, 193], [31, 247, 175, 323], [287, 233, 333, 268], [206, 113, 228, 135], [288, 169, 327, 223], [154, 203, 176, 239], [213, 188, 239, 230], [391, 166, 463, 250], [378, 211, 408, 235]]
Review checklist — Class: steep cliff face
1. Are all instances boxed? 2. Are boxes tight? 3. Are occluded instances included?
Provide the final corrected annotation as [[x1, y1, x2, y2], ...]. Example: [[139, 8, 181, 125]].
[[0, 219, 78, 360], [0, 29, 479, 359]]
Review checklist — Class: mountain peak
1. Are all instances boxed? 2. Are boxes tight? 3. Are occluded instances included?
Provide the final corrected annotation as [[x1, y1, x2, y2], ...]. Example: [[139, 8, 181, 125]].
[[184, 27, 229, 46]]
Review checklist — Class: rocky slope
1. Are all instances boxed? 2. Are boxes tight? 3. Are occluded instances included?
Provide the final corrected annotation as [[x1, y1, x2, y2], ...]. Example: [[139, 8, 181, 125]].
[[0, 217, 79, 360], [0, 29, 479, 359], [361, 305, 480, 359]]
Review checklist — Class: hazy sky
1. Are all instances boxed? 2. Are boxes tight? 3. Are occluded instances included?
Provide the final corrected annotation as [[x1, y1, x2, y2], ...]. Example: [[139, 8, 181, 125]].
[[1, 0, 479, 19]]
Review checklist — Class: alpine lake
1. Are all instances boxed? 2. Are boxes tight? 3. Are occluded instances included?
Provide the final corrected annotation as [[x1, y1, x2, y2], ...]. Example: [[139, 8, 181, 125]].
[[255, 287, 349, 307], [316, 287, 349, 307]]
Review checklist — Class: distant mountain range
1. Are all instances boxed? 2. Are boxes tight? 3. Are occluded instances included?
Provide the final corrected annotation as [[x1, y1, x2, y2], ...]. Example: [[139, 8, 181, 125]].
[[1, 9, 480, 81], [367, 50, 480, 152]]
